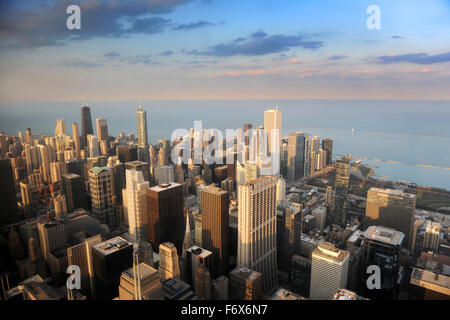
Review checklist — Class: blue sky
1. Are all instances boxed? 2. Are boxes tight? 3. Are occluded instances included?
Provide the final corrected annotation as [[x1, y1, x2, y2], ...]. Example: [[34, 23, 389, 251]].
[[0, 0, 449, 101]]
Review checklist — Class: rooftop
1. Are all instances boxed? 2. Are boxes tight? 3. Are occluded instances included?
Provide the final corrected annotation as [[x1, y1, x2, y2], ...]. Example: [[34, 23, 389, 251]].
[[89, 166, 110, 174], [410, 267, 450, 295], [332, 289, 368, 300], [369, 187, 416, 199], [92, 236, 131, 256], [315, 242, 349, 261], [122, 262, 158, 281], [363, 226, 404, 246], [150, 182, 182, 192]]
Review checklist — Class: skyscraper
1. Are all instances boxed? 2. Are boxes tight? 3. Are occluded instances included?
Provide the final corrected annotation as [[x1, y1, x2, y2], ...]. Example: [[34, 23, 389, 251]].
[[87, 134, 100, 157], [146, 182, 184, 252], [238, 175, 278, 296], [95, 118, 109, 142], [159, 242, 181, 281], [310, 242, 349, 300], [365, 187, 416, 248], [89, 166, 114, 227], [137, 106, 148, 147], [62, 173, 86, 212], [229, 266, 263, 300], [200, 186, 229, 278], [0, 159, 18, 226], [287, 132, 306, 182], [126, 169, 150, 243], [119, 262, 163, 300], [20, 181, 33, 218], [264, 107, 282, 155], [332, 155, 351, 227], [72, 122, 81, 159], [322, 138, 333, 165], [360, 226, 404, 298], [81, 105, 93, 148], [67, 234, 102, 298]]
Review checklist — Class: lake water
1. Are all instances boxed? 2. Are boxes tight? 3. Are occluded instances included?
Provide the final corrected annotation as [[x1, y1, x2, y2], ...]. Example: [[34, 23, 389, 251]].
[[1, 99, 449, 189]]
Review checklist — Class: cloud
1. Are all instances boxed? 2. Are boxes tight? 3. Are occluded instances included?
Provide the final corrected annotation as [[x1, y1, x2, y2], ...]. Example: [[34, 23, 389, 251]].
[[126, 17, 171, 34], [327, 54, 347, 61], [250, 31, 268, 39], [234, 37, 246, 42], [0, 0, 194, 49], [103, 51, 121, 58], [160, 50, 174, 56], [172, 20, 215, 30], [375, 52, 450, 65], [209, 69, 279, 78], [391, 35, 405, 39], [59, 58, 102, 68], [196, 32, 323, 57]]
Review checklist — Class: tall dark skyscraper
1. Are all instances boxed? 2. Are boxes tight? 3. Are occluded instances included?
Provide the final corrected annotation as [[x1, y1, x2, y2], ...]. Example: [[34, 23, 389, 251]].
[[200, 186, 229, 278], [81, 105, 94, 148], [322, 138, 333, 165], [0, 158, 18, 226], [287, 132, 306, 182], [62, 173, 87, 212], [146, 182, 184, 253], [332, 155, 351, 227]]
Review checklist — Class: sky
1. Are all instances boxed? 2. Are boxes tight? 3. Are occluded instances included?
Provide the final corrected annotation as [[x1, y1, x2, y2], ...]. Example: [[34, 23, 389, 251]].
[[0, 0, 450, 102]]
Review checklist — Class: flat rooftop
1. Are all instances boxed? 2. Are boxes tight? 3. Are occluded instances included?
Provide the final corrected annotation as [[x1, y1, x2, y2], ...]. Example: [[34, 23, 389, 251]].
[[369, 187, 416, 199], [332, 289, 368, 300], [363, 226, 404, 246], [187, 246, 212, 258], [411, 267, 450, 295], [315, 242, 349, 261], [150, 182, 182, 192], [92, 236, 131, 256], [202, 185, 228, 195], [122, 262, 158, 281]]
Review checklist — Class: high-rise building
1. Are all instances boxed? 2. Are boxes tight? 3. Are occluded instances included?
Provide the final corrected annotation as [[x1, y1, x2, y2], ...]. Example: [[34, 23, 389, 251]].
[[67, 234, 102, 298], [287, 132, 306, 182], [146, 182, 184, 251], [96, 118, 109, 142], [424, 221, 441, 252], [87, 134, 100, 157], [136, 106, 150, 163], [365, 187, 416, 248], [360, 226, 404, 298], [159, 242, 181, 281], [118, 262, 163, 300], [50, 161, 67, 184], [264, 107, 282, 155], [81, 105, 93, 148], [72, 122, 81, 159], [62, 173, 86, 212], [322, 138, 333, 165], [194, 262, 212, 299], [37, 219, 67, 262], [229, 266, 263, 300], [200, 186, 229, 278], [53, 193, 68, 219], [54, 118, 66, 136], [310, 242, 349, 300], [91, 236, 133, 300], [0, 158, 18, 226], [332, 155, 351, 227], [89, 167, 115, 227], [238, 176, 278, 296], [20, 181, 33, 218], [282, 205, 302, 270], [126, 169, 150, 243], [125, 160, 150, 182]]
